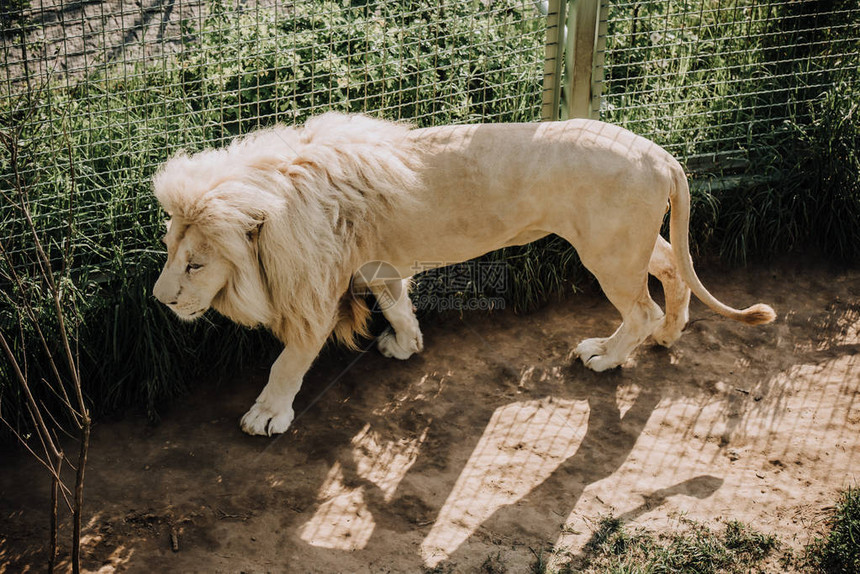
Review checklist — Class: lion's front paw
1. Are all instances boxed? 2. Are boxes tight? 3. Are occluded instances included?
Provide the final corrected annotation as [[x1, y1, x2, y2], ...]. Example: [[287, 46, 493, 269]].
[[240, 401, 295, 436], [378, 327, 422, 360], [575, 337, 621, 372]]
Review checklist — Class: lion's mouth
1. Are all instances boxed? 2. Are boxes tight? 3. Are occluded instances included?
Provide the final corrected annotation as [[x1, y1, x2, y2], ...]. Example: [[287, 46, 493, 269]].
[[170, 306, 207, 321]]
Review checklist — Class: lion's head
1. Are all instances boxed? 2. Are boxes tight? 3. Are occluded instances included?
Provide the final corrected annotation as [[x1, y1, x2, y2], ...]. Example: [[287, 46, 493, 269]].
[[151, 113, 421, 347], [151, 147, 281, 328], [152, 217, 235, 321]]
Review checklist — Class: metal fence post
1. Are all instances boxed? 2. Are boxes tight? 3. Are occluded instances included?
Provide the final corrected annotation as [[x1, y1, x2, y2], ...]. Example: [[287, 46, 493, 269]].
[[541, 0, 567, 121], [562, 0, 605, 119]]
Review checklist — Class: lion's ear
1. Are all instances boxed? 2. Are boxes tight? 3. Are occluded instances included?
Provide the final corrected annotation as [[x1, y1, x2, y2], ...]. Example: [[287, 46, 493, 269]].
[[247, 221, 263, 243]]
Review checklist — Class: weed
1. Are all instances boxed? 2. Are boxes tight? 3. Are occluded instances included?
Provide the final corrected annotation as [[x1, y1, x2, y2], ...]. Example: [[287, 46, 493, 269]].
[[480, 550, 508, 574], [805, 486, 860, 574], [571, 514, 781, 574], [529, 545, 552, 574]]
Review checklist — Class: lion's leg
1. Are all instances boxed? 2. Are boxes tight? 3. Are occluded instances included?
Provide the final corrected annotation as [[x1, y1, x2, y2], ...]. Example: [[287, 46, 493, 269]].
[[240, 338, 325, 436], [648, 236, 691, 347], [574, 281, 663, 371], [572, 240, 664, 372], [371, 278, 423, 360]]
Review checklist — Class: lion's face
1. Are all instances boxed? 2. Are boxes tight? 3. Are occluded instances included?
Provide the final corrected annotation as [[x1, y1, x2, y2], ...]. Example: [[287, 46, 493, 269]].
[[153, 218, 232, 321]]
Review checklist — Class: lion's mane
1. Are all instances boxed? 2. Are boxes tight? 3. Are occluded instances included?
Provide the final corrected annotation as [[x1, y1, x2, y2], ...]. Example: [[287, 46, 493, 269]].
[[153, 113, 423, 349]]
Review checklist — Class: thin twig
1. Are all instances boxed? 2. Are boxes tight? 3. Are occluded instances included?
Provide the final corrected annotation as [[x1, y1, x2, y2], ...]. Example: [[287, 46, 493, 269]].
[[40, 398, 78, 441], [0, 415, 72, 502], [0, 238, 79, 420], [0, 330, 61, 460], [48, 455, 62, 574]]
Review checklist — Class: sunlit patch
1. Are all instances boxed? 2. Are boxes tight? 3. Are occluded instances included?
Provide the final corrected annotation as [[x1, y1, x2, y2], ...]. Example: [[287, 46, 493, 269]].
[[616, 382, 642, 420], [551, 351, 859, 561], [91, 545, 135, 574], [827, 305, 860, 347], [518, 365, 565, 391], [736, 354, 859, 462], [375, 372, 449, 416], [80, 511, 105, 548], [298, 462, 376, 550], [421, 398, 590, 567], [299, 423, 428, 550], [351, 423, 428, 502]]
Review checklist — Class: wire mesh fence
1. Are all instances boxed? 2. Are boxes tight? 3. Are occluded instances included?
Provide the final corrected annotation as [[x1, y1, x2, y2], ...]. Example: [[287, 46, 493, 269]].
[[600, 0, 859, 171], [2, 0, 857, 273], [1, 0, 546, 274]]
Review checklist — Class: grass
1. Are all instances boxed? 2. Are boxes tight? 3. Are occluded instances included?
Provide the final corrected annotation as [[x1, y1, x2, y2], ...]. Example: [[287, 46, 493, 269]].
[[1, 0, 858, 431], [805, 487, 860, 574], [539, 491, 860, 574], [601, 0, 860, 264], [561, 514, 782, 574]]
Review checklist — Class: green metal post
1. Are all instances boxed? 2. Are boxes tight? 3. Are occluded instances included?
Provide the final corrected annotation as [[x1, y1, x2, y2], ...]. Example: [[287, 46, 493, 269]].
[[563, 0, 604, 119], [542, 0, 567, 121]]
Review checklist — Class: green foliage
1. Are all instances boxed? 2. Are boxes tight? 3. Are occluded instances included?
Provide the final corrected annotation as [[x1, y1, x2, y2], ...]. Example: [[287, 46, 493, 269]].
[[805, 487, 860, 574], [575, 515, 779, 574], [704, 81, 860, 264], [0, 0, 31, 28], [175, 0, 542, 136]]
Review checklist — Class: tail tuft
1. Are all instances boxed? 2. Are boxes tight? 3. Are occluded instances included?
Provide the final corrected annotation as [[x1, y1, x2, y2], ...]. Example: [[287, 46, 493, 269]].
[[739, 303, 776, 326], [333, 293, 372, 350]]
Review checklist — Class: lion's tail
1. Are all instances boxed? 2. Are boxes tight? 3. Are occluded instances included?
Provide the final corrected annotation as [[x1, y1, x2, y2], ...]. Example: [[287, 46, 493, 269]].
[[333, 292, 373, 350], [667, 163, 776, 326]]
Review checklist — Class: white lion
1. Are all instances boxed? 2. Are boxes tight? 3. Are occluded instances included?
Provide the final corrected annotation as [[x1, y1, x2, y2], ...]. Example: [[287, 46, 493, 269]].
[[152, 113, 775, 436]]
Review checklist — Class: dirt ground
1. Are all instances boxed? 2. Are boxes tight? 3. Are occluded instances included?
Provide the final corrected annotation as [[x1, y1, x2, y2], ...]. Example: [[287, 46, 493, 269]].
[[1, 261, 858, 573]]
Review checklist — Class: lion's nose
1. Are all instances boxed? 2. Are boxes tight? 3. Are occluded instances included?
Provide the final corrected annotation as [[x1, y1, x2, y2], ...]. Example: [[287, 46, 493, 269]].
[[152, 274, 172, 305]]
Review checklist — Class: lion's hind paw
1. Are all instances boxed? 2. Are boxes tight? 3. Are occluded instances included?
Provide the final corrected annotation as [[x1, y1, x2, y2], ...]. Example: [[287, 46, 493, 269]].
[[575, 337, 622, 372]]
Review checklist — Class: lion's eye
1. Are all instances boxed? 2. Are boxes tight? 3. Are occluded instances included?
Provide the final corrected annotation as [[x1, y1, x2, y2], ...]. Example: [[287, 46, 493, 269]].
[[186, 263, 203, 273]]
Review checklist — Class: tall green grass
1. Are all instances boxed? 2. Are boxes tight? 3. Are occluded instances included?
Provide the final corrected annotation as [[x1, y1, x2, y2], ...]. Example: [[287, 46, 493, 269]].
[[609, 1, 859, 263]]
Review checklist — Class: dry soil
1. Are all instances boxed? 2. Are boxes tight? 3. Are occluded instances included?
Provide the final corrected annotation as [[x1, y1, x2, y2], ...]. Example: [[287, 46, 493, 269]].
[[1, 261, 858, 573]]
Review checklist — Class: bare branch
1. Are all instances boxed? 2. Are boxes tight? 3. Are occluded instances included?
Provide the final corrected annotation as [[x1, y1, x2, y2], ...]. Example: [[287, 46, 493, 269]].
[[0, 238, 77, 418], [0, 330, 61, 459], [0, 415, 71, 501]]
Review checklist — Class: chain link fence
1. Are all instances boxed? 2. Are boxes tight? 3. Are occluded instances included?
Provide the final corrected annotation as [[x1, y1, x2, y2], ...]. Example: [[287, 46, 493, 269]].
[[1, 0, 545, 272], [600, 0, 859, 171], [0, 0, 547, 418], [2, 0, 857, 269]]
